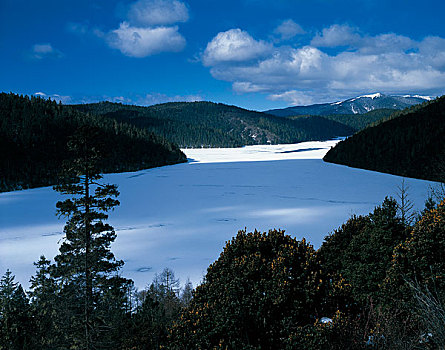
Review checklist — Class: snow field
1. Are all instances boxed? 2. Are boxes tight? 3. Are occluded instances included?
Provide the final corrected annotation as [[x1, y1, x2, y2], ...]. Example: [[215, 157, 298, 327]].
[[0, 140, 435, 289]]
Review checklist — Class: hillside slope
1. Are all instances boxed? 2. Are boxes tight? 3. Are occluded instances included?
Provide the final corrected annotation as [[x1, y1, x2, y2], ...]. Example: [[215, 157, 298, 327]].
[[0, 93, 186, 192], [323, 96, 445, 182], [289, 109, 396, 132], [72, 101, 354, 148]]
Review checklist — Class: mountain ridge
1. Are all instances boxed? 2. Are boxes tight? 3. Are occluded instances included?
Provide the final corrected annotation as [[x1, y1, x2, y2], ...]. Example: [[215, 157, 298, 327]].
[[266, 93, 434, 116]]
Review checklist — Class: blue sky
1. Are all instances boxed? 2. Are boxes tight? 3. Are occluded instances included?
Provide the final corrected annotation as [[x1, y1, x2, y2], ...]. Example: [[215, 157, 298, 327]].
[[1, 0, 445, 110]]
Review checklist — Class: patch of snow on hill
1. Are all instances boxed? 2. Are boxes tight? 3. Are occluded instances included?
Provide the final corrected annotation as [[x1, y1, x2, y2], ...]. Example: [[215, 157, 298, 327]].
[[358, 93, 382, 99], [403, 95, 433, 101]]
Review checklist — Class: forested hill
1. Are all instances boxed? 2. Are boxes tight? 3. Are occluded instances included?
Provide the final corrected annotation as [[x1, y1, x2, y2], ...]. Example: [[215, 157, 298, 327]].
[[0, 93, 186, 192], [323, 96, 445, 182], [289, 108, 396, 133], [72, 101, 354, 148]]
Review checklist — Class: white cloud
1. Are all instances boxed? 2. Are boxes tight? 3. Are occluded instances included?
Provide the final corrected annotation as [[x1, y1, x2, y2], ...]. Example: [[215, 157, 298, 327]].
[[359, 33, 414, 54], [232, 82, 268, 93], [418, 36, 445, 70], [273, 19, 305, 41], [127, 0, 189, 26], [202, 25, 445, 105], [33, 92, 72, 104], [42, 92, 203, 106], [268, 90, 315, 106], [210, 46, 328, 92], [311, 25, 416, 54], [311, 24, 361, 48], [30, 43, 63, 60], [67, 0, 189, 58], [107, 22, 186, 57], [134, 92, 203, 105], [202, 29, 272, 66]]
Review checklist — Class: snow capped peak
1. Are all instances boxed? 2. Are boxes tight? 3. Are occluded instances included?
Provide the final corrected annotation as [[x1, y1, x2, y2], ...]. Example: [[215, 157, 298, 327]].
[[348, 93, 383, 102], [402, 94, 433, 101], [358, 93, 383, 99], [330, 101, 342, 105]]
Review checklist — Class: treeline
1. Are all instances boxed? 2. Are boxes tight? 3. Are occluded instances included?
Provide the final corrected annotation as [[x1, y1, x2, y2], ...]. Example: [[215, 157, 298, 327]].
[[324, 95, 445, 182], [0, 93, 186, 192], [72, 101, 354, 148]]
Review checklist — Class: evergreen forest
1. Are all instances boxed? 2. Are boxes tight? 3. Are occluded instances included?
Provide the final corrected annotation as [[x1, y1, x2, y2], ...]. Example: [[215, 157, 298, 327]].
[[297, 108, 396, 132], [324, 96, 445, 182], [0, 93, 186, 192], [72, 101, 355, 148]]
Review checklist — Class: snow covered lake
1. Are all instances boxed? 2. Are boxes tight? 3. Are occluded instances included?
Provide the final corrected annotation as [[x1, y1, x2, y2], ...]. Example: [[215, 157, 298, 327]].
[[0, 140, 436, 289]]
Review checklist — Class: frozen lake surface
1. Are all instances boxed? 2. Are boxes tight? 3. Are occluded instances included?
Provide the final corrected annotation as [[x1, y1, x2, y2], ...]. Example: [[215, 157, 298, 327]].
[[0, 140, 436, 289]]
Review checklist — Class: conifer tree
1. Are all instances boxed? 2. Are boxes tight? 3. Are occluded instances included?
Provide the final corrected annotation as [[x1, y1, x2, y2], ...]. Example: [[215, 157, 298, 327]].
[[53, 126, 124, 349], [28, 256, 63, 349], [180, 279, 193, 306], [0, 270, 33, 349]]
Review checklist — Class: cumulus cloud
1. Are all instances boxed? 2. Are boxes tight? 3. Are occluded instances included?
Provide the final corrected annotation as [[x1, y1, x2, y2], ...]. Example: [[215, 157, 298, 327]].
[[202, 25, 445, 105], [68, 0, 189, 57], [127, 0, 189, 26], [107, 22, 185, 57], [202, 29, 272, 66], [418, 36, 445, 70], [311, 25, 416, 54], [107, 0, 188, 57], [311, 24, 361, 48], [273, 19, 305, 41], [30, 43, 63, 60]]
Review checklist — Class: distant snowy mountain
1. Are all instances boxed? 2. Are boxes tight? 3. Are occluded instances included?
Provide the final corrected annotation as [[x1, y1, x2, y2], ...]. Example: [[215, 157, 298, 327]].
[[266, 93, 434, 117]]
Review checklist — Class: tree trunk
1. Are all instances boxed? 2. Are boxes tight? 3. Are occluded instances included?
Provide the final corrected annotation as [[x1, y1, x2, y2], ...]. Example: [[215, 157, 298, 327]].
[[84, 164, 91, 350]]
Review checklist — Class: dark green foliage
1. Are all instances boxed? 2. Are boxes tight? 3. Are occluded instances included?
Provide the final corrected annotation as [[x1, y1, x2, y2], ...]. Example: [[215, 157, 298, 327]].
[[320, 108, 396, 131], [124, 268, 183, 350], [319, 198, 407, 305], [324, 95, 445, 182], [386, 199, 445, 306], [0, 271, 34, 350], [170, 229, 323, 350], [52, 127, 130, 349], [28, 256, 65, 349], [318, 215, 370, 315], [72, 101, 354, 148], [0, 93, 186, 192]]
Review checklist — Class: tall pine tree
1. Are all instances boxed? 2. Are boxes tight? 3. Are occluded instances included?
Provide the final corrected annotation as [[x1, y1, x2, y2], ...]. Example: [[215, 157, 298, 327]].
[[53, 126, 126, 349]]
